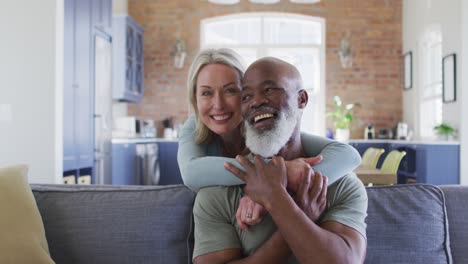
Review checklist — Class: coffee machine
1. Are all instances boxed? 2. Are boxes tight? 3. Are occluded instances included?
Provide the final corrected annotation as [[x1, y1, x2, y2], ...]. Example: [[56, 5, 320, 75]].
[[397, 122, 408, 140], [364, 125, 375, 140]]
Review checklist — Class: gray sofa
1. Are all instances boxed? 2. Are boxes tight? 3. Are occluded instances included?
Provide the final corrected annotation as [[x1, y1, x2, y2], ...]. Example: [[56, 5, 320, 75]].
[[31, 183, 468, 264]]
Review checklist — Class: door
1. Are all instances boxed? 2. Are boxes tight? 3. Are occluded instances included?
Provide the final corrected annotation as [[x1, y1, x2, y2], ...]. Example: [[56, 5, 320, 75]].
[[93, 31, 113, 184]]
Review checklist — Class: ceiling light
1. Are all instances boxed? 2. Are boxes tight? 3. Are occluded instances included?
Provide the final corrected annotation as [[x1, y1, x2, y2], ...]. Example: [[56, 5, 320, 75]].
[[289, 0, 321, 3], [248, 0, 281, 4], [208, 0, 240, 5]]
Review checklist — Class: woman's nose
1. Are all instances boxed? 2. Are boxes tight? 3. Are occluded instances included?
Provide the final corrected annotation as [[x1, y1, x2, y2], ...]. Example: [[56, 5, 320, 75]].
[[213, 93, 225, 109]]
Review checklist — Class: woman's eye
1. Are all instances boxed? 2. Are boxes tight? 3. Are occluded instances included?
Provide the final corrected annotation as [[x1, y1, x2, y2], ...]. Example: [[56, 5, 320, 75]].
[[226, 87, 239, 94], [201, 90, 212, 96]]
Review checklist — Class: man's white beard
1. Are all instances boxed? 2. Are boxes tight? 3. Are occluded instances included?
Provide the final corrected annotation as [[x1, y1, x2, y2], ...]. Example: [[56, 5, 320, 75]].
[[244, 106, 299, 158]]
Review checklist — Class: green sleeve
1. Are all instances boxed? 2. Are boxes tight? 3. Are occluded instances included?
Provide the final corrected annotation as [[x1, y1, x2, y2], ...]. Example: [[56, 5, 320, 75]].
[[319, 173, 368, 238], [193, 187, 242, 259], [177, 115, 243, 192], [300, 133, 361, 184]]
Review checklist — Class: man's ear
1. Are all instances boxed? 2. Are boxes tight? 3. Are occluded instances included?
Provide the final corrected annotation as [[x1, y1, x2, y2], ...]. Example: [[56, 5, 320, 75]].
[[298, 90, 308, 109]]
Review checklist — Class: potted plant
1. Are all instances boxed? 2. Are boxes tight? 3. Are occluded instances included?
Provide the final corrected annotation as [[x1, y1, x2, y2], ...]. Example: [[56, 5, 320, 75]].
[[433, 123, 456, 141], [327, 96, 361, 142]]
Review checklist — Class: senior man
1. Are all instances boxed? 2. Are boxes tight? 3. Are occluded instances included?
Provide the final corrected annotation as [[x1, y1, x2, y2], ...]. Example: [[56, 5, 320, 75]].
[[193, 57, 367, 264]]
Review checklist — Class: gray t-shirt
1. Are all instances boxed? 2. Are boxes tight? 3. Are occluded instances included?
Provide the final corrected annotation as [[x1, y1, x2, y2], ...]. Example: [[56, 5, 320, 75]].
[[193, 173, 368, 262]]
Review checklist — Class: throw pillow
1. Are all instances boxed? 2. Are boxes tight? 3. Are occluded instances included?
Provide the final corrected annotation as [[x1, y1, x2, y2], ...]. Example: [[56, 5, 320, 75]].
[[0, 165, 54, 264]]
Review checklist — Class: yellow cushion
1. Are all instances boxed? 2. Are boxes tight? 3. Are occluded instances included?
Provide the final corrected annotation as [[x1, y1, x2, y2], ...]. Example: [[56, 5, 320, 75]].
[[0, 165, 54, 264]]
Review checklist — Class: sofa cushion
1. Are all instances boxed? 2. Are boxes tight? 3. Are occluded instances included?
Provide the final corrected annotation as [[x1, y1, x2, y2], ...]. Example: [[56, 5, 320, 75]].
[[31, 184, 196, 264], [0, 165, 53, 264], [365, 184, 451, 263], [439, 185, 468, 264]]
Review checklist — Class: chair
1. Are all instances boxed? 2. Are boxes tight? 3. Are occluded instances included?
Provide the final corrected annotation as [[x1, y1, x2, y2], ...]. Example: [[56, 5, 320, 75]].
[[380, 150, 407, 174], [361, 147, 385, 169]]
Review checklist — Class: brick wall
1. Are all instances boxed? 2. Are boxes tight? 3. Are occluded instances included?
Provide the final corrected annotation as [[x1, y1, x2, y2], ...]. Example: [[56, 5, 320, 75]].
[[128, 0, 402, 138]]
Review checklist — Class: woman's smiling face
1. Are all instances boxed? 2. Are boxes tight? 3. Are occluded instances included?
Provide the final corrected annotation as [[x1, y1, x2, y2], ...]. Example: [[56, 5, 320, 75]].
[[196, 63, 243, 137]]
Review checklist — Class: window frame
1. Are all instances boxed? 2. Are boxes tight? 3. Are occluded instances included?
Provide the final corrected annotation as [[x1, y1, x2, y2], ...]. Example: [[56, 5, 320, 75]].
[[200, 12, 326, 136]]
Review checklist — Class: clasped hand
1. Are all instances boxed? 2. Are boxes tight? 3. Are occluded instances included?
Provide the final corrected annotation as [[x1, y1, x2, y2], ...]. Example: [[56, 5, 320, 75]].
[[225, 155, 328, 230]]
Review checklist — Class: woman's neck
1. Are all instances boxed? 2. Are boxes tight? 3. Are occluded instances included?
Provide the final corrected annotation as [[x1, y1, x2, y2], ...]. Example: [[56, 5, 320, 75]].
[[219, 128, 245, 158]]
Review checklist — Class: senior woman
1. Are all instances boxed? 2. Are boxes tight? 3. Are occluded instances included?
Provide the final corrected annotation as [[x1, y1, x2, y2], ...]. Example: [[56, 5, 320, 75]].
[[177, 48, 361, 227]]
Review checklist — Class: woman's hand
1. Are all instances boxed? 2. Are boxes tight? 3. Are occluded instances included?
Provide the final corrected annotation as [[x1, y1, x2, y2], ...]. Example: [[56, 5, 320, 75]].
[[235, 195, 267, 231], [295, 171, 328, 222], [285, 156, 323, 193]]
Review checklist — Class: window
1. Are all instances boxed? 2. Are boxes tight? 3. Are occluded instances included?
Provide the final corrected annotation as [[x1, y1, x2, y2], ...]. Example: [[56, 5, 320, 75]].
[[419, 26, 442, 139], [201, 13, 326, 135]]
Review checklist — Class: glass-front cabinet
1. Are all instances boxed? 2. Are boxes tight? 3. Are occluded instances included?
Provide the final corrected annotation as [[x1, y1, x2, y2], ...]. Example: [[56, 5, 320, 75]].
[[113, 15, 144, 103]]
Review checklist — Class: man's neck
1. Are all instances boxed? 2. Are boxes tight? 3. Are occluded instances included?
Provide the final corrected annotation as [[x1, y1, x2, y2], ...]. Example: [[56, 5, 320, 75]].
[[219, 128, 245, 158], [276, 128, 304, 161]]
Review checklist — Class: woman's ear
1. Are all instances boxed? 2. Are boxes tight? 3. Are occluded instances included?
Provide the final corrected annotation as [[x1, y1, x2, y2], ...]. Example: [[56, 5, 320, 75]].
[[298, 90, 308, 109]]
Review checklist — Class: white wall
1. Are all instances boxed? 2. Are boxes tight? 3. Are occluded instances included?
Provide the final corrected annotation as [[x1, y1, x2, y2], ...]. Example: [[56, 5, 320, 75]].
[[0, 0, 63, 184], [460, 1, 468, 184], [403, 0, 466, 184]]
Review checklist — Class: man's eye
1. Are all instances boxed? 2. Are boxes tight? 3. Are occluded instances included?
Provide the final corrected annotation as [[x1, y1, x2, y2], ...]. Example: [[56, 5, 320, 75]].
[[265, 87, 276, 94]]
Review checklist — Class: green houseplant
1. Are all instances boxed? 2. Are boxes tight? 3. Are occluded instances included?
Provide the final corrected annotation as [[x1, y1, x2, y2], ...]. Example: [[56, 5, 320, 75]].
[[433, 123, 456, 140], [327, 96, 361, 141]]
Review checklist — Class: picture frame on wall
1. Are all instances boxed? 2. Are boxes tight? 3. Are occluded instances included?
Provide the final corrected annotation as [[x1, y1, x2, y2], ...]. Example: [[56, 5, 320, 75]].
[[442, 53, 456, 103], [403, 51, 412, 90]]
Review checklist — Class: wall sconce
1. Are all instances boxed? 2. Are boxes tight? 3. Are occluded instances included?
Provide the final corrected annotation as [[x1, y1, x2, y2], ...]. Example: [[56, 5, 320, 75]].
[[339, 32, 354, 68], [170, 38, 187, 69]]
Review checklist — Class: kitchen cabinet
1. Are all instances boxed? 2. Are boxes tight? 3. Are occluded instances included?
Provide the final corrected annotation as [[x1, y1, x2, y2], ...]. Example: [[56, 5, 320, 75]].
[[348, 140, 460, 184], [63, 0, 113, 183], [112, 143, 137, 185], [111, 140, 183, 186], [113, 15, 144, 103], [158, 141, 183, 185], [91, 0, 112, 35], [63, 0, 93, 174]]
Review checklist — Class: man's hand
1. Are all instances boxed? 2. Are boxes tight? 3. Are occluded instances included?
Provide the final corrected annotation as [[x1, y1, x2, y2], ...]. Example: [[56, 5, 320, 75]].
[[295, 172, 328, 222], [224, 155, 287, 206], [235, 195, 267, 230], [285, 156, 323, 193]]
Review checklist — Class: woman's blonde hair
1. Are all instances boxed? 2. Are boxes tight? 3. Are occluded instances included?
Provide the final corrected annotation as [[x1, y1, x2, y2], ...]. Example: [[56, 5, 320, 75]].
[[187, 48, 246, 144]]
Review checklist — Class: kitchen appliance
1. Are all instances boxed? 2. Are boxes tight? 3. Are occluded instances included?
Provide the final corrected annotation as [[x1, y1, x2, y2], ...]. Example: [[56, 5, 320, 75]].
[[93, 32, 113, 184], [378, 128, 394, 139], [113, 116, 144, 138], [364, 125, 375, 139], [136, 143, 160, 185], [397, 122, 409, 140]]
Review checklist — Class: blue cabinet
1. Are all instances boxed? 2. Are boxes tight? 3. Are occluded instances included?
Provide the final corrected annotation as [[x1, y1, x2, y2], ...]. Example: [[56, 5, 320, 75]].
[[91, 0, 112, 35], [349, 140, 460, 185], [158, 141, 183, 185], [112, 15, 144, 103], [63, 0, 93, 174], [112, 143, 137, 185], [63, 0, 113, 182]]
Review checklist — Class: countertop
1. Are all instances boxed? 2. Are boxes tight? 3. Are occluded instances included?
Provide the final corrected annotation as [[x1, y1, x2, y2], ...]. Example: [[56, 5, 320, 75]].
[[111, 137, 178, 144], [348, 139, 460, 145]]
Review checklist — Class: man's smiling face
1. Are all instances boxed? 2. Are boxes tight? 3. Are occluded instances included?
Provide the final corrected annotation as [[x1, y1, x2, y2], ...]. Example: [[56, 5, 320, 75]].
[[240, 58, 304, 157]]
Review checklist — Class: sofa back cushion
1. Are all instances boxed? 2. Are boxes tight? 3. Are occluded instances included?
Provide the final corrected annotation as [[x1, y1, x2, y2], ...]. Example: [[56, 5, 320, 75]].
[[365, 184, 451, 263], [32, 184, 196, 264], [439, 185, 468, 264]]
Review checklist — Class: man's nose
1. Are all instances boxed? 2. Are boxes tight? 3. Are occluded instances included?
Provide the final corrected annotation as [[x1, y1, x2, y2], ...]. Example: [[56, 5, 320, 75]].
[[250, 93, 268, 109]]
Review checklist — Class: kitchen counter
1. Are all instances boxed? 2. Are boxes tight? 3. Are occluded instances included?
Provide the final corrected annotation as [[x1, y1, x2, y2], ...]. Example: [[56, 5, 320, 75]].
[[348, 139, 460, 145], [111, 137, 178, 144]]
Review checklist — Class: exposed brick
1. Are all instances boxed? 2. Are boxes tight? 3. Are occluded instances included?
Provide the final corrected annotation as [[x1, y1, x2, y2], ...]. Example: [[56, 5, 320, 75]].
[[128, 0, 402, 138]]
